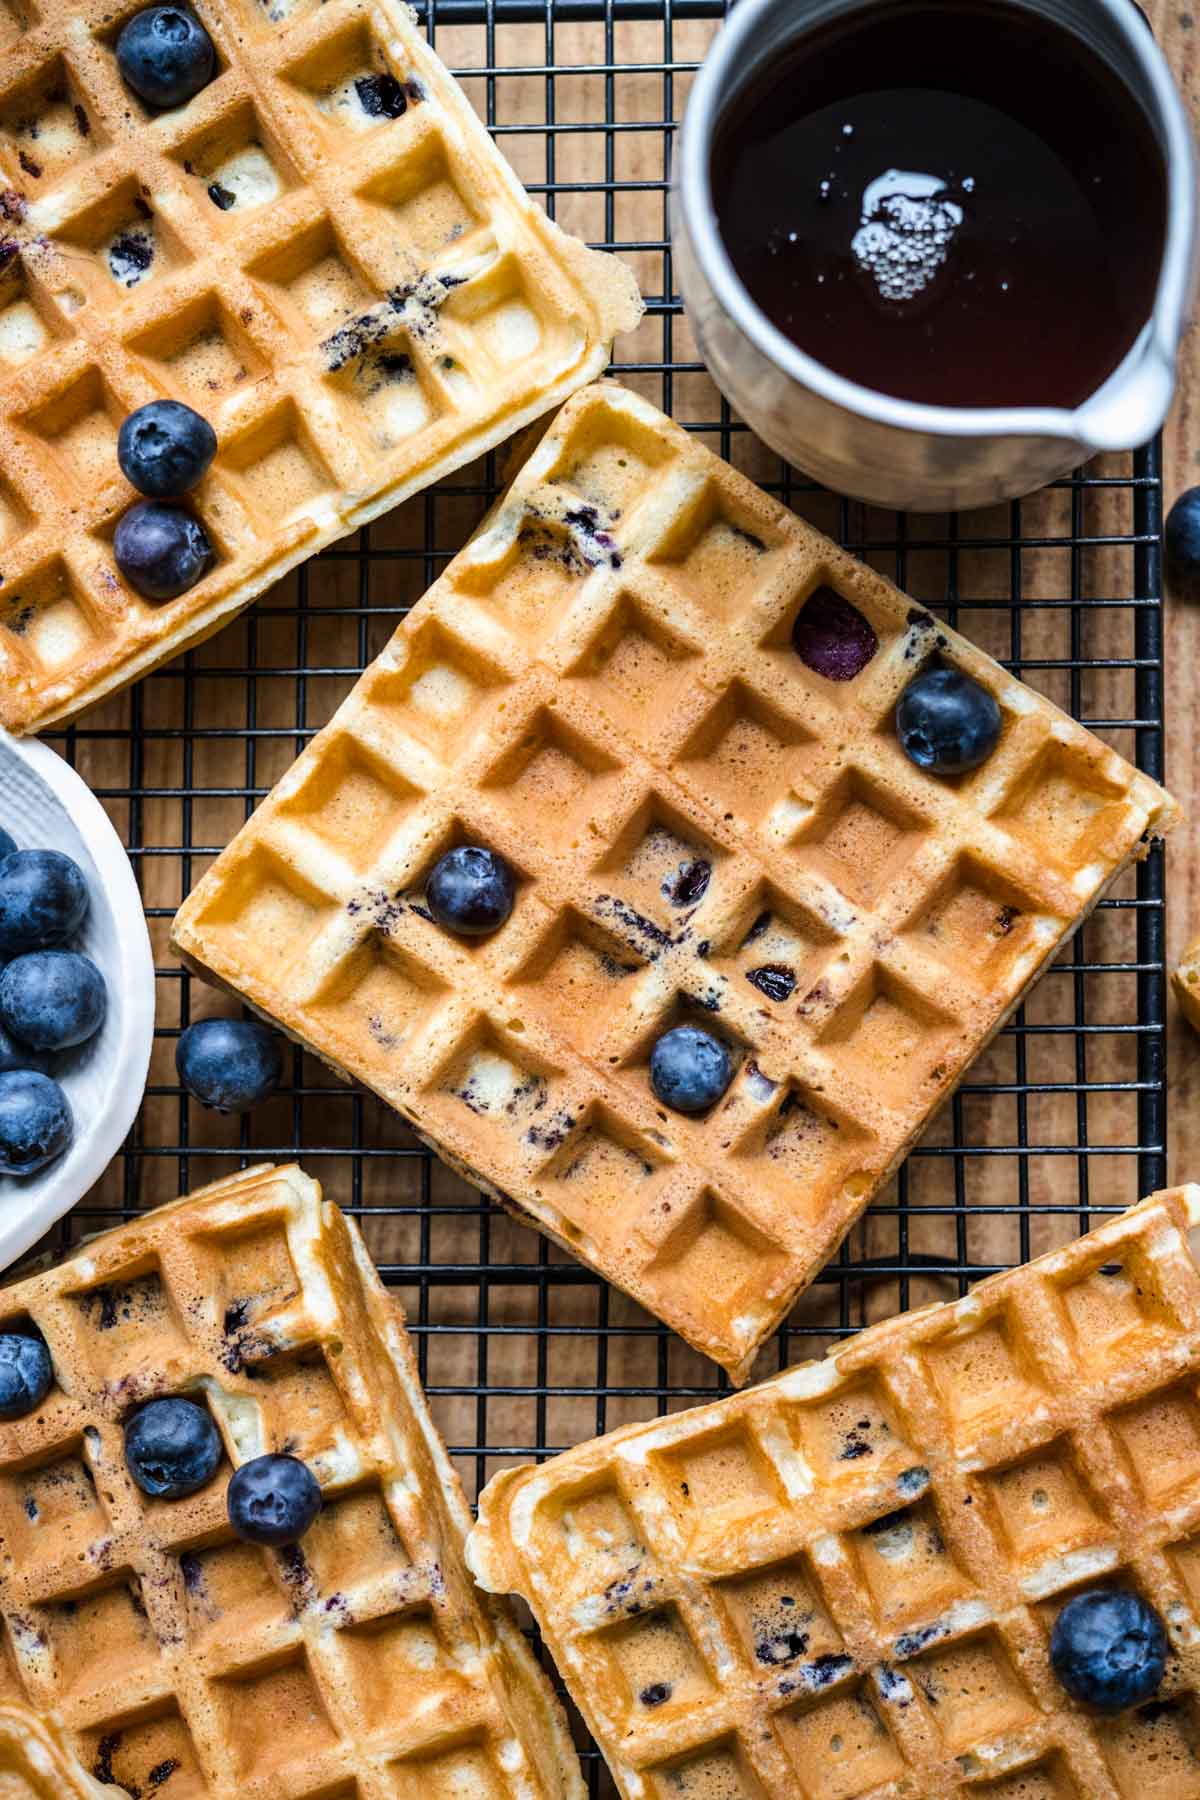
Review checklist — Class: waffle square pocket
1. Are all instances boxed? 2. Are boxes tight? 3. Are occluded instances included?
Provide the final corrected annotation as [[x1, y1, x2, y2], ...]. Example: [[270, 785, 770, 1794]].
[[468, 1182, 1200, 1800], [172, 382, 1178, 1381], [0, 0, 640, 732]]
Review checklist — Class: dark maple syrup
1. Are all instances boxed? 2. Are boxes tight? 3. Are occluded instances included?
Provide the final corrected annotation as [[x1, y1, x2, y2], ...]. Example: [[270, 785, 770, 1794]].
[[710, 0, 1167, 408]]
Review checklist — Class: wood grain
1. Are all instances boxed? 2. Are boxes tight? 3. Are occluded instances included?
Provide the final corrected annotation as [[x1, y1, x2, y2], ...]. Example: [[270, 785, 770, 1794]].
[[1145, 0, 1200, 1175]]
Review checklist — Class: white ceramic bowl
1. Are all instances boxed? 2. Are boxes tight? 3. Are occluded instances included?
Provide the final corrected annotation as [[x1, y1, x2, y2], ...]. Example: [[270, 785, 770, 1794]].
[[0, 730, 155, 1270]]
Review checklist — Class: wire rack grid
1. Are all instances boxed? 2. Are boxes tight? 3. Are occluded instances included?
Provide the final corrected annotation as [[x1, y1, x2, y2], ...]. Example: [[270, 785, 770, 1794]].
[[34, 1, 1167, 1787]]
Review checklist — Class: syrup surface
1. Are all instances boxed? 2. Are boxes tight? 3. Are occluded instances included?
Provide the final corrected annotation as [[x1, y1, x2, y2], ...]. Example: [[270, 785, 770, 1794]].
[[710, 0, 1166, 408]]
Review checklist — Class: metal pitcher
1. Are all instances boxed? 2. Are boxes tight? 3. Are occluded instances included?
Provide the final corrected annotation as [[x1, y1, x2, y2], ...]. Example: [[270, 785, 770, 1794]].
[[672, 0, 1198, 512]]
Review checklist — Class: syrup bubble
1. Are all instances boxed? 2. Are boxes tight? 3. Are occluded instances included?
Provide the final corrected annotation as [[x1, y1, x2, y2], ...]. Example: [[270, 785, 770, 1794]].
[[850, 168, 965, 305]]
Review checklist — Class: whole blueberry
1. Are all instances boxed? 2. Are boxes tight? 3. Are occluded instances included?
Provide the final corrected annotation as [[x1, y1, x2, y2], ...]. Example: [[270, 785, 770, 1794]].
[[124, 1396, 221, 1499], [0, 1070, 71, 1176], [0, 1022, 50, 1076], [426, 845, 515, 937], [114, 500, 212, 602], [118, 400, 217, 499], [176, 1017, 282, 1113], [0, 830, 14, 862], [1050, 1588, 1167, 1712], [896, 667, 1002, 774], [0, 952, 107, 1051], [115, 6, 216, 109], [0, 849, 89, 956], [649, 1025, 733, 1114], [792, 586, 878, 681], [228, 1452, 321, 1546], [0, 1334, 53, 1419], [1165, 486, 1200, 578]]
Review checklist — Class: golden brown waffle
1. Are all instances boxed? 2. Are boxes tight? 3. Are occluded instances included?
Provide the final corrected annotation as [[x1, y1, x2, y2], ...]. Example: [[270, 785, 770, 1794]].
[[468, 1183, 1200, 1800], [0, 1163, 584, 1799], [170, 382, 1179, 1383], [1174, 938, 1200, 1033], [0, 0, 641, 734], [0, 1701, 125, 1796]]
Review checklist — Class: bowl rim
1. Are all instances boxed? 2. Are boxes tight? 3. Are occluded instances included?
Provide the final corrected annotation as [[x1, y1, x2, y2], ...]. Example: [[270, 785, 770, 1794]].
[[0, 729, 155, 1273]]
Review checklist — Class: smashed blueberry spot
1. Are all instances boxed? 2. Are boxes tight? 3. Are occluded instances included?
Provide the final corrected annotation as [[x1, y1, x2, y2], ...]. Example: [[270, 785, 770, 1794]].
[[17, 152, 42, 180], [148, 1759, 178, 1788], [895, 1465, 929, 1497], [756, 1627, 809, 1666], [640, 1682, 671, 1707], [355, 72, 407, 118], [109, 229, 154, 286], [746, 963, 795, 1002], [207, 182, 235, 210], [792, 586, 878, 682], [662, 859, 711, 908], [840, 1435, 872, 1460], [807, 1653, 854, 1688], [93, 1734, 120, 1786]]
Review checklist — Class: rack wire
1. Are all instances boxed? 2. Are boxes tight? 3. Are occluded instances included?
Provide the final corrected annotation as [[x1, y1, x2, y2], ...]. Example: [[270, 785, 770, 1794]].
[[41, 1, 1167, 1787]]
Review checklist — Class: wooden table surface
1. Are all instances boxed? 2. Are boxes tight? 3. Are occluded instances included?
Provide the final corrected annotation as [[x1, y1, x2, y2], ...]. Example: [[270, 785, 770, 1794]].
[[1149, 0, 1200, 1174]]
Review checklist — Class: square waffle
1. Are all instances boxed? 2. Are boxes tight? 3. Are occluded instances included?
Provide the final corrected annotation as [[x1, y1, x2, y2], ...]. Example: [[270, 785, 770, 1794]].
[[0, 1162, 584, 1799], [1174, 937, 1200, 1032], [170, 381, 1179, 1383], [468, 1182, 1200, 1800], [0, 0, 641, 734]]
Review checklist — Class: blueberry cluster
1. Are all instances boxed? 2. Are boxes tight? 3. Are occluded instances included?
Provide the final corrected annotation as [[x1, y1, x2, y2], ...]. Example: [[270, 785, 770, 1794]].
[[123, 1397, 321, 1545], [0, 1336, 320, 1546], [0, 838, 108, 1178], [115, 400, 216, 602]]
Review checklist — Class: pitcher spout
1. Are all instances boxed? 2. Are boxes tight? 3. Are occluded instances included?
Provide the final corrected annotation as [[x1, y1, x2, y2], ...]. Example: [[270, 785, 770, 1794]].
[[1074, 335, 1178, 457]]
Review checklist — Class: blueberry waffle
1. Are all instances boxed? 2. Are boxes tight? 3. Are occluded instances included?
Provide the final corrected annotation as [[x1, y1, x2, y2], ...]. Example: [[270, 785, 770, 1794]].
[[0, 1163, 584, 1798], [170, 381, 1178, 1382], [468, 1182, 1200, 1800], [0, 0, 640, 732]]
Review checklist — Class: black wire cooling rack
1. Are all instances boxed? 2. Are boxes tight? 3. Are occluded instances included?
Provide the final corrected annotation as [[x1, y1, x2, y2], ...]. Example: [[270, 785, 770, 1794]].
[[37, 2, 1168, 1785]]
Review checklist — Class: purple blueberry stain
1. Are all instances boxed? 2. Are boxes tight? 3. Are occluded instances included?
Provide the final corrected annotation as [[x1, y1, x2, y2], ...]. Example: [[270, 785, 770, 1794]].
[[662, 859, 711, 908], [746, 963, 795, 1002], [355, 72, 407, 118], [640, 1681, 671, 1706], [792, 586, 878, 682]]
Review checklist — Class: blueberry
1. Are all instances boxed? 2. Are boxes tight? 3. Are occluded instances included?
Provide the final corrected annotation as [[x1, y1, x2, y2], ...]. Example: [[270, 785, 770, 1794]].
[[649, 1024, 733, 1114], [0, 1334, 53, 1419], [1166, 486, 1200, 578], [176, 1017, 282, 1113], [228, 1452, 321, 1546], [0, 952, 106, 1051], [118, 400, 217, 499], [792, 586, 878, 681], [0, 850, 88, 956], [896, 667, 1002, 774], [0, 1022, 50, 1076], [114, 500, 212, 601], [0, 830, 14, 862], [1050, 1588, 1167, 1712], [426, 845, 515, 937], [115, 6, 216, 110], [124, 1396, 221, 1499], [0, 1070, 71, 1176]]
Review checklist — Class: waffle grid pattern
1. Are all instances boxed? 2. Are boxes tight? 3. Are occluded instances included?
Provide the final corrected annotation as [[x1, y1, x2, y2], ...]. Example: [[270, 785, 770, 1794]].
[[0, 0, 638, 733], [171, 383, 1176, 1381], [469, 1182, 1200, 1800], [0, 1163, 583, 1799]]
